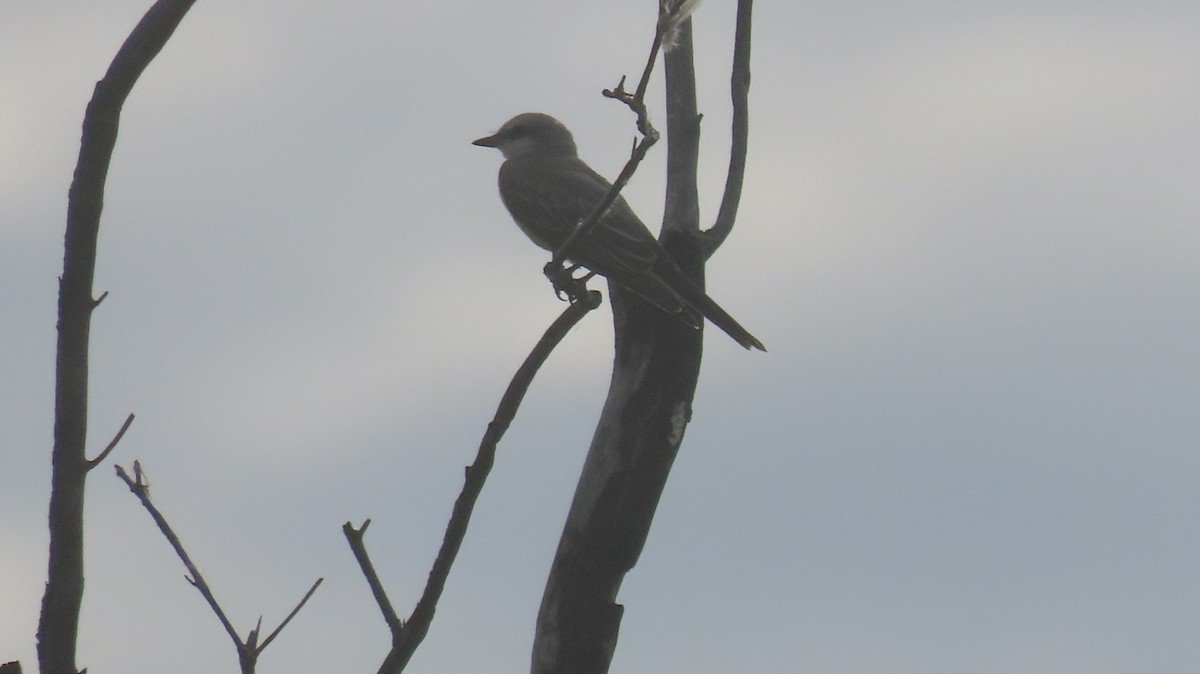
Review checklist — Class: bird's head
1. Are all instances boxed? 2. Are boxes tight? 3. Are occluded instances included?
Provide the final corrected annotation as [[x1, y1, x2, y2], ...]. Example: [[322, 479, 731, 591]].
[[472, 112, 578, 160]]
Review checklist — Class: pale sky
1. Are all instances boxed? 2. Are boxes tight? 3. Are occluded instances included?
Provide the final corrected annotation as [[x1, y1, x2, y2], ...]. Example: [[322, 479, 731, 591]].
[[3, 2, 1199, 673]]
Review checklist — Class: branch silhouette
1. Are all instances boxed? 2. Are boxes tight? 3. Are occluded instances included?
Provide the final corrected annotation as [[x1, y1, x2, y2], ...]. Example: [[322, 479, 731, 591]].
[[533, 4, 759, 671], [546, 1, 694, 274], [704, 0, 754, 256], [40, 2, 197, 673], [116, 462, 322, 674], [349, 291, 602, 674]]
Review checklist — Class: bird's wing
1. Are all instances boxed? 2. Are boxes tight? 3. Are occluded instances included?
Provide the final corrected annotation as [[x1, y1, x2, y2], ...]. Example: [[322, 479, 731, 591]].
[[499, 157, 659, 277]]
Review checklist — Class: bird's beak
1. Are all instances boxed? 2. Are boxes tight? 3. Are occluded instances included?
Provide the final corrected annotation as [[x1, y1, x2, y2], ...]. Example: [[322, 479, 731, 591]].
[[471, 133, 500, 148]]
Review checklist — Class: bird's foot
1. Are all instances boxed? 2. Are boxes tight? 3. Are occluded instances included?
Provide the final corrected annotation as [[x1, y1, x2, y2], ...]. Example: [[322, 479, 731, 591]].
[[543, 262, 595, 304]]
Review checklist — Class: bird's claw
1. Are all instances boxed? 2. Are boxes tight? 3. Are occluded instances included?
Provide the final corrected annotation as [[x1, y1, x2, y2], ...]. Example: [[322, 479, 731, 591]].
[[544, 262, 595, 304]]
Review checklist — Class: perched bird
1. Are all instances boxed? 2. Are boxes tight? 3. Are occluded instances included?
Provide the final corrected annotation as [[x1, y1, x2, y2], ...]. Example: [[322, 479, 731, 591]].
[[473, 112, 765, 351]]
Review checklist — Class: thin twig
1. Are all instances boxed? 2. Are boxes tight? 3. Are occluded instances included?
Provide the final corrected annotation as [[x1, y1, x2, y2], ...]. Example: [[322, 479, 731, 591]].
[[343, 520, 403, 631], [546, 129, 658, 275], [546, 5, 682, 274], [116, 463, 321, 672], [704, 0, 753, 256], [115, 463, 242, 649], [256, 578, 323, 652], [548, 82, 658, 273], [633, 34, 662, 106], [86, 412, 134, 470], [367, 291, 602, 674]]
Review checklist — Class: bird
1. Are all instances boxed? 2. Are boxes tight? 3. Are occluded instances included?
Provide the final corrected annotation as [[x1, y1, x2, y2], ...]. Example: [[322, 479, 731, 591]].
[[472, 112, 765, 351]]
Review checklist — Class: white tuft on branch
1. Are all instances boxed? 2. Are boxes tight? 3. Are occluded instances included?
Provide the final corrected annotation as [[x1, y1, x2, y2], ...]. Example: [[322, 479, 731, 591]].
[[659, 0, 702, 51]]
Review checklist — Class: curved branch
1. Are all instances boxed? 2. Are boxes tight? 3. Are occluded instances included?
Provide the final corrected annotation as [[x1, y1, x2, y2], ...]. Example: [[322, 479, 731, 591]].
[[86, 412, 135, 470], [703, 0, 753, 257], [40, 3, 196, 673]]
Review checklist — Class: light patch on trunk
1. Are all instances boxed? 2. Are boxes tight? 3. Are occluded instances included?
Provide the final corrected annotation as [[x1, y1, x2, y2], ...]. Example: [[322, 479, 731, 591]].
[[667, 401, 689, 447]]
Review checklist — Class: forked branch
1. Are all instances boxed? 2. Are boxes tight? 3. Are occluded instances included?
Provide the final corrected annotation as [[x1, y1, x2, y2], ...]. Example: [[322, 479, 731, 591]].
[[116, 462, 322, 674]]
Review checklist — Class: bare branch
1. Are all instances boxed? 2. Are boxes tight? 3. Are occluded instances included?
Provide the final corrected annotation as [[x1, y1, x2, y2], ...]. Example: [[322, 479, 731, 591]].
[[115, 463, 242, 650], [115, 463, 321, 672], [534, 4, 760, 672], [368, 291, 602, 674], [40, 3, 197, 671], [547, 8, 679, 276], [256, 578, 323, 652], [343, 520, 403, 632], [549, 1, 711, 283], [548, 84, 658, 275], [703, 0, 753, 256], [85, 412, 135, 470], [662, 19, 702, 236]]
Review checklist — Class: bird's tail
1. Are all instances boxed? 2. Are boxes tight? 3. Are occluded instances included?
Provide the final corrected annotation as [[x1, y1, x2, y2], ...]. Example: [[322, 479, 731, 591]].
[[647, 257, 767, 352]]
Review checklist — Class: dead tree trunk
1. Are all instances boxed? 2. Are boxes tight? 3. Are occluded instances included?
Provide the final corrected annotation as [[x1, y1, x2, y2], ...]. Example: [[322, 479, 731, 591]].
[[532, 5, 754, 671]]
